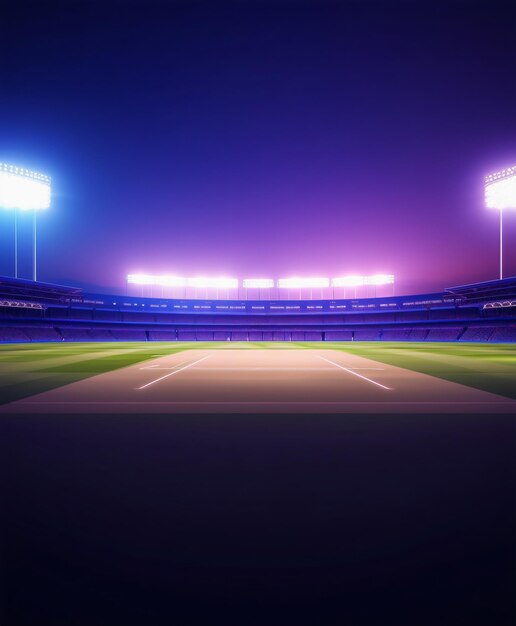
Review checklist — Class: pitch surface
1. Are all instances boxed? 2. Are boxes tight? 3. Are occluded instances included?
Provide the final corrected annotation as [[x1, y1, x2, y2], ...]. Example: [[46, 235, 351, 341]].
[[4, 348, 515, 414]]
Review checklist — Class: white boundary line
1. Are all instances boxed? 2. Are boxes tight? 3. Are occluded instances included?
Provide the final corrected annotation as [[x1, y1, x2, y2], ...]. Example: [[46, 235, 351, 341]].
[[318, 356, 392, 390], [136, 355, 211, 390]]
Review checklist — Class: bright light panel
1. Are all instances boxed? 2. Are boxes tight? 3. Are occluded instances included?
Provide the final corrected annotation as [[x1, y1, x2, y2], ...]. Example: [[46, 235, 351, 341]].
[[277, 277, 330, 289], [243, 279, 274, 288], [127, 275, 238, 289], [331, 274, 394, 287], [127, 274, 187, 287], [0, 163, 51, 210], [187, 277, 238, 289], [365, 274, 395, 286], [485, 166, 516, 210], [331, 275, 365, 288]]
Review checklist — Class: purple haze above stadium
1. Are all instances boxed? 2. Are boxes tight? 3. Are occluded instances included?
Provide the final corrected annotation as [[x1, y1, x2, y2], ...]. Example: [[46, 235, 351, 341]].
[[0, 1, 515, 295]]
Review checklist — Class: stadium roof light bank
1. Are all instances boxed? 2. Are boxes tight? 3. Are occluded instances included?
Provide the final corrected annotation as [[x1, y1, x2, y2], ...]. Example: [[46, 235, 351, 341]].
[[485, 165, 516, 280], [127, 273, 395, 299], [0, 162, 51, 281]]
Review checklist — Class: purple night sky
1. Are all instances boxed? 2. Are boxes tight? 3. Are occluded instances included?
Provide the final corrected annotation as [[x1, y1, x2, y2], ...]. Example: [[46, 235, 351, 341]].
[[0, 0, 515, 295]]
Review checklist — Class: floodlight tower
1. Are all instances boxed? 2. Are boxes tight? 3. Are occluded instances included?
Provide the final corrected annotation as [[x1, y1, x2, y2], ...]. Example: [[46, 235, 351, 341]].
[[485, 165, 516, 280], [0, 162, 51, 281]]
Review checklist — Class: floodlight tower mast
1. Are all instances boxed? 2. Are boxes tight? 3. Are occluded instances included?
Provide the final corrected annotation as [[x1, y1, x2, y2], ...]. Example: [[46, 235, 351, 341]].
[[0, 163, 51, 281], [14, 209, 18, 278], [484, 165, 516, 281], [499, 208, 503, 280]]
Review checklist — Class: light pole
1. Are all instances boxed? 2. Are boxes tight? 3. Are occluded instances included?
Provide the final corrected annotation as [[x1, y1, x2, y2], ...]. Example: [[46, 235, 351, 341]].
[[499, 208, 503, 280], [0, 163, 51, 281], [14, 210, 18, 278], [485, 165, 516, 280], [33, 211, 37, 281]]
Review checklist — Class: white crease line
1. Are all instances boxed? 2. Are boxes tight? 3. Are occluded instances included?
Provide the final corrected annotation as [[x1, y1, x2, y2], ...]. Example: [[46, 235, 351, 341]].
[[318, 356, 392, 390], [191, 367, 336, 371], [136, 356, 211, 390]]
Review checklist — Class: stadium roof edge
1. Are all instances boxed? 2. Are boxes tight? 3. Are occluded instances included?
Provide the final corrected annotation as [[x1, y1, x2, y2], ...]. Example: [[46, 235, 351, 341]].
[[445, 276, 516, 293], [0, 275, 83, 294]]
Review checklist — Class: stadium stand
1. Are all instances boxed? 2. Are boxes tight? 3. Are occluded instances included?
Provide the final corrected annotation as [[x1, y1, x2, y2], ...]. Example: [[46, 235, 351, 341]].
[[354, 329, 381, 341], [408, 329, 429, 341], [88, 329, 115, 341], [0, 276, 514, 342], [489, 327, 516, 342], [380, 329, 412, 341], [148, 331, 176, 341], [325, 331, 353, 341], [425, 328, 463, 342], [59, 328, 93, 342], [459, 327, 495, 342], [24, 327, 62, 342], [110, 330, 148, 341], [0, 327, 30, 342]]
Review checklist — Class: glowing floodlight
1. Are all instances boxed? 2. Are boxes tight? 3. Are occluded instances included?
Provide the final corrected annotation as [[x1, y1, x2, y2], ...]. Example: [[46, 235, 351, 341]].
[[485, 165, 516, 279], [128, 274, 157, 285], [365, 274, 395, 286], [331, 276, 365, 288], [187, 277, 238, 289], [127, 274, 186, 287], [243, 279, 275, 289], [331, 274, 394, 287], [0, 162, 51, 282], [485, 166, 516, 210], [277, 277, 329, 289], [0, 162, 51, 210]]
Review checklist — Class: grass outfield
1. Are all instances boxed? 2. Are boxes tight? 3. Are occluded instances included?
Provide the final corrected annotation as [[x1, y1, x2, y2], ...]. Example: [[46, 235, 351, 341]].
[[0, 341, 515, 405]]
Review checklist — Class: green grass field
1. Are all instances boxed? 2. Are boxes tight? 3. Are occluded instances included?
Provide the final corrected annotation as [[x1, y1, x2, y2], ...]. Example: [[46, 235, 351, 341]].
[[0, 341, 515, 405]]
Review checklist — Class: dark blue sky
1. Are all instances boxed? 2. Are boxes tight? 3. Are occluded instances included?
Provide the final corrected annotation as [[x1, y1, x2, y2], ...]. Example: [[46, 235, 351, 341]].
[[1, 0, 515, 295]]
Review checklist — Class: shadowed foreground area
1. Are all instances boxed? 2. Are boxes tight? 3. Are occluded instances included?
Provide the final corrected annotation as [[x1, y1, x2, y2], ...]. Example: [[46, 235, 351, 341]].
[[1, 411, 515, 625]]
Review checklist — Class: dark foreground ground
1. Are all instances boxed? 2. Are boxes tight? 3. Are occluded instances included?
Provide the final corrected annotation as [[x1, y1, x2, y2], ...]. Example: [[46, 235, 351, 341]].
[[1, 412, 515, 626]]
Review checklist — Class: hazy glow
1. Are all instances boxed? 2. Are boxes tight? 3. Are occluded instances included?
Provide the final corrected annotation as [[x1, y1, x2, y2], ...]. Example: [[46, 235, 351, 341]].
[[127, 274, 186, 287], [187, 277, 238, 289], [331, 275, 364, 288], [0, 163, 51, 210], [365, 274, 395, 286], [243, 279, 275, 288], [277, 277, 330, 289], [331, 274, 395, 287], [127, 274, 238, 289], [127, 274, 394, 290], [485, 167, 516, 210]]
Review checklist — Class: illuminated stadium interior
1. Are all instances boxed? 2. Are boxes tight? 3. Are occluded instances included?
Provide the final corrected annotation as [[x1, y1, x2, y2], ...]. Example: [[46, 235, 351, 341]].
[[0, 273, 515, 343]]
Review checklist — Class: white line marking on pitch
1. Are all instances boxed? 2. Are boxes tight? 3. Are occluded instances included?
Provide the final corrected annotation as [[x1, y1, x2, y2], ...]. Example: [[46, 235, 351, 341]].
[[192, 367, 336, 371], [318, 356, 392, 390], [189, 367, 385, 372], [136, 356, 211, 390]]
